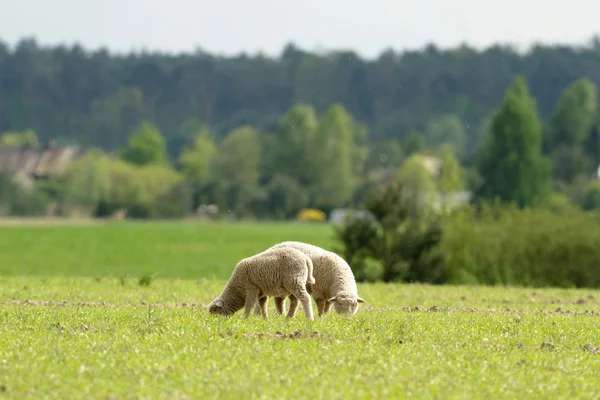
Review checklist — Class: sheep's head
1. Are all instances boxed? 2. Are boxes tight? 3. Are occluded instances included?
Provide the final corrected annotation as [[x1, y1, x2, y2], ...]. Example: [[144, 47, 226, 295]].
[[207, 297, 235, 316], [327, 291, 365, 315]]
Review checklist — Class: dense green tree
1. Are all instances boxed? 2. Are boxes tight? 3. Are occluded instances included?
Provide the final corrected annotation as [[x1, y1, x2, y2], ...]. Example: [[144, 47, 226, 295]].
[[437, 150, 466, 195], [178, 126, 216, 185], [544, 78, 598, 183], [6, 36, 600, 218], [546, 78, 597, 149], [262, 174, 308, 219], [120, 121, 167, 166], [310, 104, 359, 209], [2, 36, 600, 160], [210, 126, 264, 215], [402, 132, 426, 156], [62, 149, 111, 209], [365, 138, 403, 172], [86, 87, 149, 149], [475, 76, 551, 207], [395, 154, 437, 214], [425, 114, 467, 159], [271, 104, 318, 186]]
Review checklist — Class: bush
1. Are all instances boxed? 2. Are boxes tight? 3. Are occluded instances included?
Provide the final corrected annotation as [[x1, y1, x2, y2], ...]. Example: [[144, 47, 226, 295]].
[[149, 181, 193, 219], [334, 181, 445, 283], [297, 208, 327, 222], [92, 159, 187, 219], [0, 173, 49, 216], [441, 202, 600, 288]]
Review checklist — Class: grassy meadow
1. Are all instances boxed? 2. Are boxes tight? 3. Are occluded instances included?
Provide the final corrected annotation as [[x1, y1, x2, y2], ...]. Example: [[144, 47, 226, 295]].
[[0, 220, 599, 399], [0, 220, 334, 279]]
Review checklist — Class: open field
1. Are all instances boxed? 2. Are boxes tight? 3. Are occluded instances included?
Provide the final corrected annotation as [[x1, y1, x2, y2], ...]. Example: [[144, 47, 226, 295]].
[[1, 221, 600, 399], [1, 277, 599, 399], [0, 220, 334, 279]]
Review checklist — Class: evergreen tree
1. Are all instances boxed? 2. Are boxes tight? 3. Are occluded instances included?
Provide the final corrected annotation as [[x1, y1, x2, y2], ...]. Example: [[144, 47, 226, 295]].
[[475, 76, 551, 207]]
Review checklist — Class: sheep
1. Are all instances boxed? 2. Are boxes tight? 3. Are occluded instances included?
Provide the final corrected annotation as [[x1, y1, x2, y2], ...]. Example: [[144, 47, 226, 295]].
[[207, 246, 316, 320], [255, 241, 365, 317]]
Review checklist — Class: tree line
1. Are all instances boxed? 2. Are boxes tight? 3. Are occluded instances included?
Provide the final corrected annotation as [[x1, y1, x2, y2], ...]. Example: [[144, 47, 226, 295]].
[[2, 72, 600, 219], [2, 36, 600, 158], [2, 36, 600, 219]]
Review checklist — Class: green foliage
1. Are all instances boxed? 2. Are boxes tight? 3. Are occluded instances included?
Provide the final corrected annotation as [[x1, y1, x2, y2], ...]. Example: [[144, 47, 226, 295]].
[[582, 183, 600, 210], [90, 158, 185, 218], [545, 78, 598, 183], [138, 273, 155, 287], [149, 181, 193, 219], [87, 87, 148, 149], [547, 78, 597, 149], [0, 172, 49, 216], [437, 150, 466, 194], [425, 114, 467, 159], [335, 181, 444, 283], [99, 159, 152, 217], [395, 154, 438, 213], [475, 76, 551, 207], [177, 127, 216, 185], [310, 104, 360, 209], [271, 104, 319, 186], [262, 175, 308, 219], [402, 132, 426, 156], [210, 126, 263, 217], [441, 203, 600, 288], [120, 121, 167, 166], [366, 138, 404, 172], [5, 37, 600, 169], [550, 145, 594, 183], [0, 129, 39, 148], [62, 149, 111, 209]]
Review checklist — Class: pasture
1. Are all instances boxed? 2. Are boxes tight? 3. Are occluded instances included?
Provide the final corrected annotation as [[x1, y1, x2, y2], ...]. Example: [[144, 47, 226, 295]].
[[0, 220, 599, 399]]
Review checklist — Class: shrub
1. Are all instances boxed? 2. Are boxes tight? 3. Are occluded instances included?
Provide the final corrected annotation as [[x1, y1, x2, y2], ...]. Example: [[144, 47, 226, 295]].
[[334, 181, 445, 283], [0, 172, 49, 216], [441, 202, 600, 288], [296, 208, 327, 222]]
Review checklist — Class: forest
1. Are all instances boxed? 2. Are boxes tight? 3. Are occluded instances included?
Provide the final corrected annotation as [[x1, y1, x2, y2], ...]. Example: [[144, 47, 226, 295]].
[[2, 35, 600, 221]]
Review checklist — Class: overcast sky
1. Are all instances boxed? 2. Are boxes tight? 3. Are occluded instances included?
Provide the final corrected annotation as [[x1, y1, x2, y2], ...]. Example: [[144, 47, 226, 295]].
[[1, 0, 599, 59]]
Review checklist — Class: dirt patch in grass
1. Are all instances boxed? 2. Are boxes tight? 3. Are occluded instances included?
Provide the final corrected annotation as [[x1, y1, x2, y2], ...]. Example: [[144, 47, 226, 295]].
[[364, 305, 600, 317], [244, 330, 327, 340]]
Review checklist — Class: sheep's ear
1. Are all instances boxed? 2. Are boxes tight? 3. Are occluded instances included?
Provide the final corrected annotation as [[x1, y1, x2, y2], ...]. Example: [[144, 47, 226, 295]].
[[327, 296, 337, 303], [357, 297, 365, 303], [216, 300, 224, 307]]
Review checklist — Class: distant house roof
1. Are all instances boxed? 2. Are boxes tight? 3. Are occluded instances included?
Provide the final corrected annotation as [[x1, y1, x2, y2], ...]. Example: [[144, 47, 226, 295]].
[[0, 144, 85, 178]]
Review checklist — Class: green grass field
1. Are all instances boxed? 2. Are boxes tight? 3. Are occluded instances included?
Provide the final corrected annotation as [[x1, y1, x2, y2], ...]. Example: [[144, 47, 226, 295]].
[[0, 220, 334, 279], [1, 220, 599, 399]]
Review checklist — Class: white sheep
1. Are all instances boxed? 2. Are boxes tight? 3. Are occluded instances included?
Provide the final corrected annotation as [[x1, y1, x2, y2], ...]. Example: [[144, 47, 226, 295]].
[[207, 246, 316, 320], [256, 241, 365, 317]]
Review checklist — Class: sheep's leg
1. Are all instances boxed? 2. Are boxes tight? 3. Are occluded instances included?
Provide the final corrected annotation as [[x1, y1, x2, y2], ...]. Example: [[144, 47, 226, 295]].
[[296, 289, 314, 321], [285, 282, 313, 321], [286, 296, 299, 318], [315, 298, 327, 316], [257, 296, 268, 318], [244, 288, 260, 318], [274, 297, 286, 315]]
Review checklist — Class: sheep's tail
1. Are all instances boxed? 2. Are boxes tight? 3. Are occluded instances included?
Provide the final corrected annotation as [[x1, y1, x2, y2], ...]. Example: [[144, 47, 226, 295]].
[[305, 256, 315, 285]]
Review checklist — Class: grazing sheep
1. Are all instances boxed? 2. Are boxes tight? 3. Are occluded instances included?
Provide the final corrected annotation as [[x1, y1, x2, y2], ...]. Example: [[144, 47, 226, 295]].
[[207, 247, 316, 320], [256, 241, 365, 317]]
